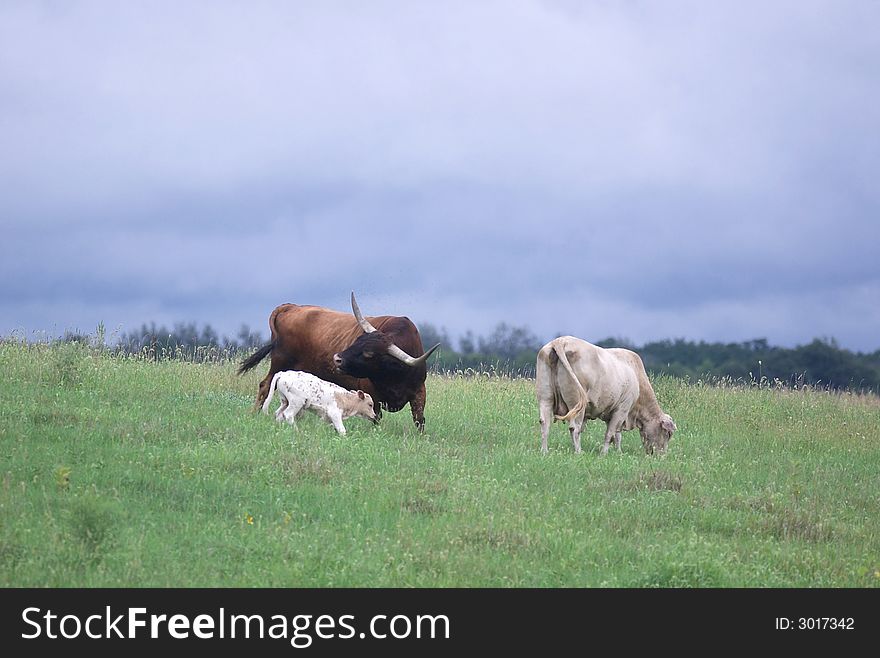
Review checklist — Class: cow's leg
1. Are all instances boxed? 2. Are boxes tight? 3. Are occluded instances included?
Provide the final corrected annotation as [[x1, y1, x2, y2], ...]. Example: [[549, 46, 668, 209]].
[[536, 349, 558, 454], [602, 412, 627, 455], [538, 399, 554, 454], [613, 431, 623, 452], [410, 383, 427, 432], [568, 416, 585, 454]]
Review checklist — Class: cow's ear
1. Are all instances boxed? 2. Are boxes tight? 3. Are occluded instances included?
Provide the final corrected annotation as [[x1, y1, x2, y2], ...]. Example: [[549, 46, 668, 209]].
[[357, 390, 365, 399], [661, 415, 676, 433]]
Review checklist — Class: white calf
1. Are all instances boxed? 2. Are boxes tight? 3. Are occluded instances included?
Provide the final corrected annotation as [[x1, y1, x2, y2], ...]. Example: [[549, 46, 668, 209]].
[[261, 370, 378, 435]]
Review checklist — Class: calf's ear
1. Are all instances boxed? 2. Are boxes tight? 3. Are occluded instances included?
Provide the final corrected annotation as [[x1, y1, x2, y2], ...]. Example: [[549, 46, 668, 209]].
[[357, 390, 365, 399]]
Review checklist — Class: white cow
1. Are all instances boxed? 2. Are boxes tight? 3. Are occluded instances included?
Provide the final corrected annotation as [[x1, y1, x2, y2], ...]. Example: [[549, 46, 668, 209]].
[[261, 370, 378, 435], [536, 336, 676, 455]]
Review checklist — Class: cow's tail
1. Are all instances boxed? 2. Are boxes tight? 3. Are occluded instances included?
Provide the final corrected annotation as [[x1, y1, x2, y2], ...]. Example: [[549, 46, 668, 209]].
[[238, 341, 275, 375], [261, 371, 283, 414], [553, 339, 588, 422]]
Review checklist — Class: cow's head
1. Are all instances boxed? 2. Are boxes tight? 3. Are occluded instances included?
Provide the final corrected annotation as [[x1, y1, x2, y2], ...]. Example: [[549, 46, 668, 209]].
[[639, 413, 676, 455], [332, 292, 440, 379]]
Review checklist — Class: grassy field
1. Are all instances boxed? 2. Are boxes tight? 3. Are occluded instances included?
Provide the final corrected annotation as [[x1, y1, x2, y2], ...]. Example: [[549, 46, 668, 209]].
[[1, 340, 878, 587]]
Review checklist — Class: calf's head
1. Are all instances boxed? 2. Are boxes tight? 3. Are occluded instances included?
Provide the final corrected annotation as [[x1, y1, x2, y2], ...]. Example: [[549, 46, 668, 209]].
[[639, 413, 677, 455], [341, 390, 379, 424]]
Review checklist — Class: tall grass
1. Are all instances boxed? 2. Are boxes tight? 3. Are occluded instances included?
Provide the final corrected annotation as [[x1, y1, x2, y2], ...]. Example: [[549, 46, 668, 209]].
[[1, 340, 878, 587]]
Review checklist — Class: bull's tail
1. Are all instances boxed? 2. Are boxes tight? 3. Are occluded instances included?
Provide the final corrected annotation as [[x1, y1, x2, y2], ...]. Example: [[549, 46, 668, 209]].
[[553, 339, 588, 422], [238, 341, 275, 375], [261, 371, 283, 414]]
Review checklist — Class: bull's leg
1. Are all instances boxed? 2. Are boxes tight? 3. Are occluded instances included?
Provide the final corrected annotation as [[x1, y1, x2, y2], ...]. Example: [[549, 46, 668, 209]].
[[255, 372, 274, 411], [410, 383, 427, 433], [255, 355, 294, 411], [538, 399, 554, 454]]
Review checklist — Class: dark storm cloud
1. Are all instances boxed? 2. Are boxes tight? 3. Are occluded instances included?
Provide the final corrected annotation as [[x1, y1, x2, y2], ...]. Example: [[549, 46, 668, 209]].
[[1, 1, 878, 350]]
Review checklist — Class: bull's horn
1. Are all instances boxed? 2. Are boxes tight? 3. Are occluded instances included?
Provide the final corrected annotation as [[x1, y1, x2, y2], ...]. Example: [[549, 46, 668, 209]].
[[351, 291, 378, 334], [387, 342, 441, 367]]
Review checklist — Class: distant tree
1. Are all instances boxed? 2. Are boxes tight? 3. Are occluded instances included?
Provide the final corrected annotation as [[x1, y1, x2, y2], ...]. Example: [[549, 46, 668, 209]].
[[595, 337, 635, 350], [417, 322, 451, 353], [198, 324, 219, 348], [477, 323, 542, 360], [119, 322, 221, 353], [118, 322, 166, 352], [170, 322, 199, 349], [458, 330, 476, 355], [62, 330, 90, 345], [791, 338, 875, 389], [227, 324, 264, 350]]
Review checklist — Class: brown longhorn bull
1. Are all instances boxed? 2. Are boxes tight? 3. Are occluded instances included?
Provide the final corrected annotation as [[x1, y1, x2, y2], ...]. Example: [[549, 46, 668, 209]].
[[238, 293, 440, 431]]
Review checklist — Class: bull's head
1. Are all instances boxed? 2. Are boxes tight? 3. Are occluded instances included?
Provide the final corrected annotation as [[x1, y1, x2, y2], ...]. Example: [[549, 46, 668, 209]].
[[639, 413, 677, 455], [332, 292, 441, 378]]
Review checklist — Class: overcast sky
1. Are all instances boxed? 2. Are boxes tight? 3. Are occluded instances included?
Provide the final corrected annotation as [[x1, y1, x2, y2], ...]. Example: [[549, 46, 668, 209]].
[[2, 1, 878, 352]]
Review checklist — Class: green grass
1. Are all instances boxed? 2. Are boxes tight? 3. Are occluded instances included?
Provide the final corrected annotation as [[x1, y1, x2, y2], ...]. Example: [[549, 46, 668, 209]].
[[1, 340, 879, 587]]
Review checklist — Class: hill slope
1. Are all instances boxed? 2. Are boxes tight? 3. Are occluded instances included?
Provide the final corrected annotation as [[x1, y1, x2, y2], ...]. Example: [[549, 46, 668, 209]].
[[1, 342, 878, 586]]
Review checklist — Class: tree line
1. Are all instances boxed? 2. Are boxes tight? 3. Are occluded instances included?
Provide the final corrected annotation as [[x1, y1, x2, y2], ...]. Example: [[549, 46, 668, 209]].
[[116, 322, 265, 353], [419, 324, 880, 392], [93, 321, 880, 392]]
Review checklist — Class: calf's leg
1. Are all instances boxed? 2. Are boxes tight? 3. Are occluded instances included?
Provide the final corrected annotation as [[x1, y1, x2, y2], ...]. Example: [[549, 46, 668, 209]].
[[274, 397, 289, 422], [281, 396, 307, 426], [327, 408, 347, 435], [254, 354, 294, 411]]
